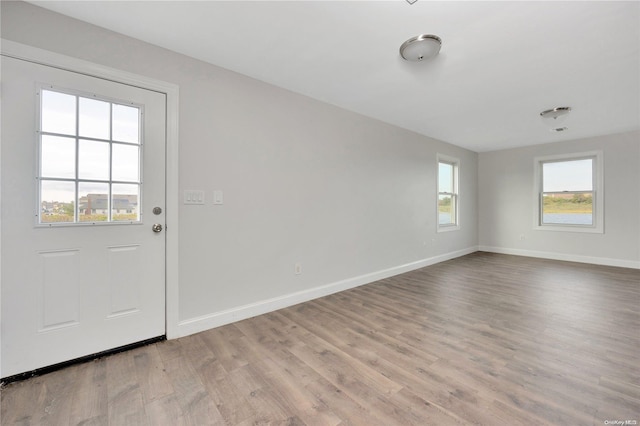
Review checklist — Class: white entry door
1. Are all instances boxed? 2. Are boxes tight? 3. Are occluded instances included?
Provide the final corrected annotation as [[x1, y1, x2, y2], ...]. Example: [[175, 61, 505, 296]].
[[1, 56, 166, 377]]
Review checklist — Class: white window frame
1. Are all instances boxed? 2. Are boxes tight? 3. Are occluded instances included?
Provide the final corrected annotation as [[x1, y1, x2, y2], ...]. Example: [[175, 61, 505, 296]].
[[437, 154, 460, 232], [533, 150, 604, 233]]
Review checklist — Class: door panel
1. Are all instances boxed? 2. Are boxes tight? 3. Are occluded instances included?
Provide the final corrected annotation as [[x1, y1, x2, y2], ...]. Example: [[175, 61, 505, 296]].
[[1, 56, 166, 377]]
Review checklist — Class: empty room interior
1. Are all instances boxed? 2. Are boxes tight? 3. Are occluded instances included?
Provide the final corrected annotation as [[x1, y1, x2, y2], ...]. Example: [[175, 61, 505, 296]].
[[1, 1, 639, 425]]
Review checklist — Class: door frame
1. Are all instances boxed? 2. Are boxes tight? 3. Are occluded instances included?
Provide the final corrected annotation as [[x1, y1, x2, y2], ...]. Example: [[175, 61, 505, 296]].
[[0, 39, 181, 376]]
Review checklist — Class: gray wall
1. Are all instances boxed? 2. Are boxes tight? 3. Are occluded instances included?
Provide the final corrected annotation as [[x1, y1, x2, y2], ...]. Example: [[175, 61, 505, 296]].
[[2, 1, 478, 332], [478, 130, 640, 267]]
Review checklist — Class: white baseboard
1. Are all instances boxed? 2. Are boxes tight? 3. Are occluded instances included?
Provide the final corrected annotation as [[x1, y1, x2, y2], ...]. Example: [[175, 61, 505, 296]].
[[478, 245, 640, 270], [176, 246, 478, 338]]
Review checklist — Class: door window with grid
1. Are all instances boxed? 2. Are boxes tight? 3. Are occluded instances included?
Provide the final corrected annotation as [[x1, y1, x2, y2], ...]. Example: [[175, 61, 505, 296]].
[[38, 87, 142, 224]]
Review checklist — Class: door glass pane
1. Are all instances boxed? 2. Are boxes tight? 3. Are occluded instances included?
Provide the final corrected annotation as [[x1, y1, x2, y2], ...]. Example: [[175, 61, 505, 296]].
[[38, 87, 145, 225], [438, 162, 453, 193], [112, 144, 139, 182], [78, 182, 109, 222], [112, 104, 139, 144], [438, 194, 454, 225], [41, 180, 75, 223], [79, 97, 110, 140], [78, 140, 110, 180], [542, 193, 593, 225], [41, 90, 76, 135], [41, 135, 76, 179], [112, 184, 139, 222]]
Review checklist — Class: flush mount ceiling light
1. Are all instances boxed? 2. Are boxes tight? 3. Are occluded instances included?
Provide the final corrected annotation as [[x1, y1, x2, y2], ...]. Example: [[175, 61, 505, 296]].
[[399, 34, 442, 61], [540, 106, 572, 120], [540, 106, 572, 131]]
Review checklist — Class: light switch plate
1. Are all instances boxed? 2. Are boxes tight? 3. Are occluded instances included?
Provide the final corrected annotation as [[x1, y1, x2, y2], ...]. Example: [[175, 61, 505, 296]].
[[184, 190, 205, 205], [213, 190, 223, 205]]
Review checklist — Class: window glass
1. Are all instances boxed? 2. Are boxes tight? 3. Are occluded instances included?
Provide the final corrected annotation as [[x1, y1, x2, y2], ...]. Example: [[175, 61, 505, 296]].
[[79, 97, 110, 140], [542, 159, 592, 192], [535, 153, 601, 232], [112, 184, 139, 222], [38, 88, 142, 225], [41, 90, 76, 135], [112, 144, 139, 182], [78, 182, 109, 222], [542, 193, 593, 225], [112, 104, 139, 143], [41, 135, 76, 179], [40, 180, 75, 223], [438, 194, 455, 225], [78, 140, 110, 180], [437, 157, 459, 230], [438, 162, 453, 193]]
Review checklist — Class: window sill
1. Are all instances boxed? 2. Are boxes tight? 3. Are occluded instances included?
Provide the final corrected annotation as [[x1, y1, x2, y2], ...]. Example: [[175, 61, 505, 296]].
[[437, 225, 461, 233], [533, 224, 603, 234]]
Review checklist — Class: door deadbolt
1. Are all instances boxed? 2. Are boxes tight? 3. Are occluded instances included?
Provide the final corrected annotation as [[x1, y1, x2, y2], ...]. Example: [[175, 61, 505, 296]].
[[152, 223, 163, 233], [153, 207, 162, 215]]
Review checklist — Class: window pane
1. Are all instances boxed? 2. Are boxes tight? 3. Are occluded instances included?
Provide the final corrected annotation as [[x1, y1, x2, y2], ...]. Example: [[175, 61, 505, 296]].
[[78, 182, 109, 222], [41, 90, 76, 135], [41, 180, 75, 223], [112, 144, 140, 182], [438, 194, 455, 225], [38, 88, 144, 225], [112, 184, 139, 222], [112, 104, 139, 143], [41, 135, 76, 178], [543, 159, 592, 192], [79, 97, 110, 140], [542, 193, 593, 225], [438, 162, 453, 193], [78, 140, 110, 180]]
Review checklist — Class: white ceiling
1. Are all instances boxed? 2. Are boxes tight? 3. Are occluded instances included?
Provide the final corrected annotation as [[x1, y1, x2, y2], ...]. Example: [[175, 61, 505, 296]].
[[29, 1, 640, 152]]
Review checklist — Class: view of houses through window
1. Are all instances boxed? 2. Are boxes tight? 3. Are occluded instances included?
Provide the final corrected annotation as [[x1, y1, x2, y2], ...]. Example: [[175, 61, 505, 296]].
[[38, 88, 141, 224]]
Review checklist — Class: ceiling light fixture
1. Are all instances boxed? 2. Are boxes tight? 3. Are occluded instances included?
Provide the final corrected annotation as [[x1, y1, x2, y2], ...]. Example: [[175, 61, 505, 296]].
[[399, 34, 442, 61], [540, 106, 571, 121], [540, 106, 571, 131]]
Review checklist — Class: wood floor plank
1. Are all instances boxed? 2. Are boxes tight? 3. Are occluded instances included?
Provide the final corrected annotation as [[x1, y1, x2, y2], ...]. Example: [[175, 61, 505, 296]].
[[68, 359, 108, 425], [303, 377, 389, 426], [255, 356, 343, 426], [106, 350, 149, 426], [194, 352, 256, 425], [161, 353, 225, 425], [131, 344, 175, 405], [2, 252, 639, 425]]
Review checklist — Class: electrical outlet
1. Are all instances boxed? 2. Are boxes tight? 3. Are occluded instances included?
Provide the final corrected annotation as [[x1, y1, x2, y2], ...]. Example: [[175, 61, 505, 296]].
[[519, 234, 526, 240], [294, 263, 302, 275]]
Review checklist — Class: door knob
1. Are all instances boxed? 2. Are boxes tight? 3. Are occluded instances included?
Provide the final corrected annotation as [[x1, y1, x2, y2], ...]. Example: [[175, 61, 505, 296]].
[[152, 223, 163, 233]]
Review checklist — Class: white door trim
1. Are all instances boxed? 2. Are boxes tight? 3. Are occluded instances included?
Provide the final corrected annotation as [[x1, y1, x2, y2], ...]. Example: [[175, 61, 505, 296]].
[[0, 40, 181, 359]]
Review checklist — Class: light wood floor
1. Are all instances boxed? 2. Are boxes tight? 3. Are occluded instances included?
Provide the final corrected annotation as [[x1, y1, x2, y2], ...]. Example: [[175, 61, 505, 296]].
[[2, 252, 639, 425]]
